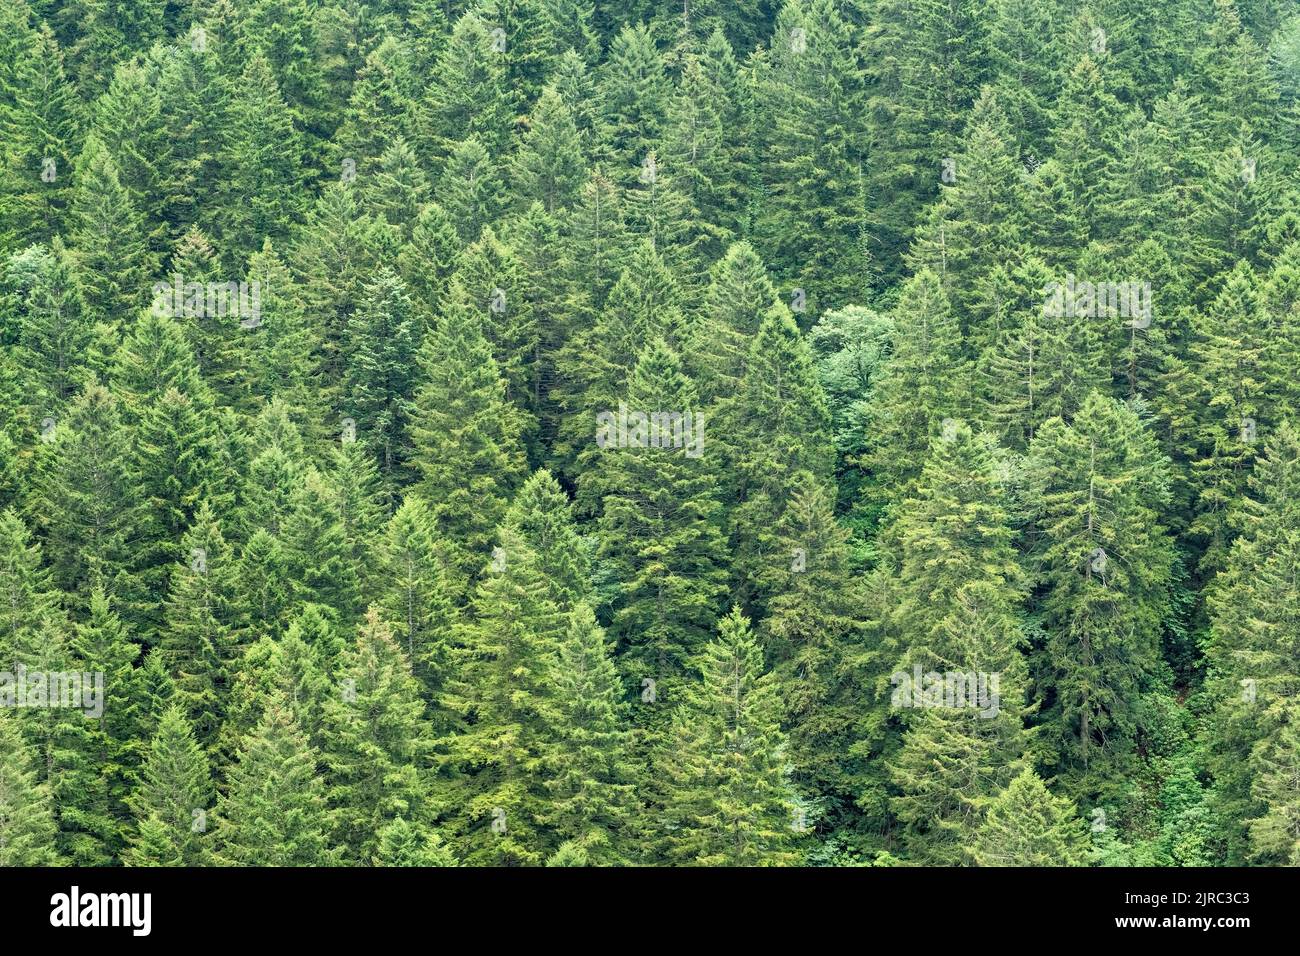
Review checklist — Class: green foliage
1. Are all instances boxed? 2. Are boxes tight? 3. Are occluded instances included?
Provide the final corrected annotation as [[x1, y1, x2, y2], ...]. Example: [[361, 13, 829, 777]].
[[2, 0, 1296, 870]]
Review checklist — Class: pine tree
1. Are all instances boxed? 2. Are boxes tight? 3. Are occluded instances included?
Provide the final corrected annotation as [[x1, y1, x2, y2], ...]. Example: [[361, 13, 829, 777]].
[[234, 239, 322, 424], [322, 437, 384, 590], [109, 306, 208, 417], [445, 227, 537, 415], [506, 204, 578, 455], [905, 90, 1026, 336], [684, 241, 778, 405], [290, 182, 392, 391], [863, 0, 990, 286], [154, 11, 234, 243], [1186, 262, 1272, 575], [542, 0, 601, 65], [231, 529, 291, 641], [563, 167, 628, 308], [480, 0, 557, 112], [662, 42, 745, 262], [219, 602, 336, 762], [237, 0, 331, 175], [62, 0, 165, 96], [759, 476, 865, 815], [129, 388, 233, 629], [621, 150, 707, 287], [237, 400, 307, 539]]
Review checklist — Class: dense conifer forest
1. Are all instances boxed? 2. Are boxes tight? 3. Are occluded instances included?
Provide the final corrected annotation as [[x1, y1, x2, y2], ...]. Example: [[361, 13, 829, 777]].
[[1, 0, 1299, 868]]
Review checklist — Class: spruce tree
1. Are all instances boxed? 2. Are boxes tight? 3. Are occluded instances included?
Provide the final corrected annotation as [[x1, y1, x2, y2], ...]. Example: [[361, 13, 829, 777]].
[[68, 136, 156, 324], [512, 86, 587, 214], [0, 710, 58, 865], [217, 52, 305, 262], [969, 769, 1089, 866], [409, 297, 527, 594], [214, 699, 334, 866], [583, 338, 727, 690], [321, 609, 434, 864], [30, 383, 144, 613], [543, 603, 637, 863], [1026, 392, 1175, 791], [161, 502, 242, 749], [0, 21, 79, 245], [657, 607, 795, 866], [123, 705, 212, 867], [419, 11, 515, 164], [441, 527, 565, 865], [374, 816, 457, 866], [376, 493, 456, 707], [343, 267, 421, 494]]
